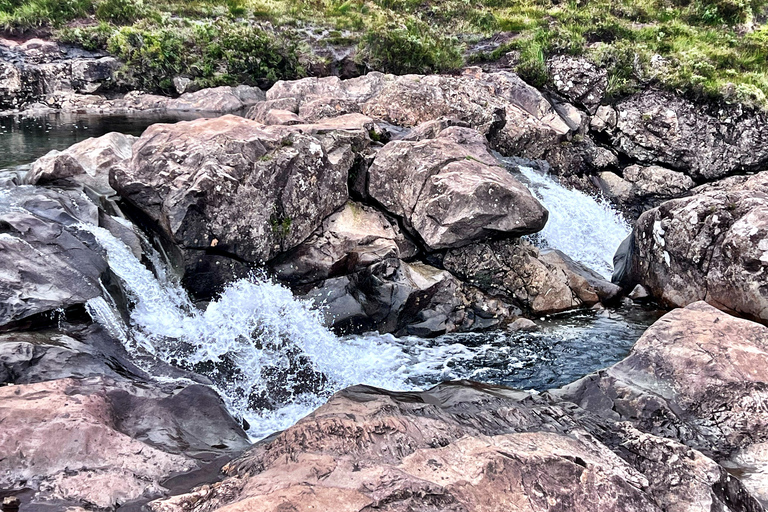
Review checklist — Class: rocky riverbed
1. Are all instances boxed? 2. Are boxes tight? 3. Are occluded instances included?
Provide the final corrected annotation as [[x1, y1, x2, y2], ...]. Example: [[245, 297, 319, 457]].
[[1, 39, 768, 511]]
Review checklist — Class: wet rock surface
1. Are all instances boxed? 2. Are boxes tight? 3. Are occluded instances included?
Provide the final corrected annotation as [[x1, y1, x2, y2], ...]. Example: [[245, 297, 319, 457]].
[[555, 301, 768, 506], [444, 239, 620, 315], [617, 171, 768, 322], [0, 186, 109, 330]]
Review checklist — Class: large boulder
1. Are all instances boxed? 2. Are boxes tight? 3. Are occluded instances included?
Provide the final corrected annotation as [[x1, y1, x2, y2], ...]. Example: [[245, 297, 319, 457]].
[[554, 301, 768, 505], [0, 375, 249, 510], [148, 381, 760, 512], [0, 186, 109, 330], [594, 90, 768, 181], [262, 70, 574, 158], [444, 239, 621, 315], [367, 126, 548, 250], [110, 114, 371, 297], [24, 131, 136, 194], [615, 172, 768, 322]]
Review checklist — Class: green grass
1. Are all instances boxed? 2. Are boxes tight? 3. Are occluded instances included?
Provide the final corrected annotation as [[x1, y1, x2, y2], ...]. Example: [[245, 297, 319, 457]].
[[1, 0, 766, 107]]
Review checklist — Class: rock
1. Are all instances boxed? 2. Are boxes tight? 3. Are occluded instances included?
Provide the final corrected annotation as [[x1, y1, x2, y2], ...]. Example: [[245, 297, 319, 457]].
[[0, 186, 108, 330], [264, 71, 574, 158], [70, 57, 120, 94], [590, 105, 618, 132], [173, 76, 194, 94], [444, 239, 618, 315], [111, 114, 370, 298], [0, 375, 249, 510], [165, 85, 265, 112], [623, 164, 696, 197], [603, 89, 768, 181], [554, 301, 768, 506], [272, 201, 416, 285], [595, 164, 696, 218], [148, 380, 760, 512], [305, 258, 467, 336], [361, 71, 572, 157], [298, 96, 362, 122], [548, 56, 608, 114], [25, 132, 136, 194], [628, 284, 650, 300], [617, 171, 768, 322], [507, 317, 539, 332], [368, 126, 548, 250], [543, 136, 619, 177]]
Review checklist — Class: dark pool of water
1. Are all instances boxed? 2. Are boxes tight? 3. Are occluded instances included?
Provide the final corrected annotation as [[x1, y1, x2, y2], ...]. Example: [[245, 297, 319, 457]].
[[397, 303, 665, 392], [0, 112, 212, 169]]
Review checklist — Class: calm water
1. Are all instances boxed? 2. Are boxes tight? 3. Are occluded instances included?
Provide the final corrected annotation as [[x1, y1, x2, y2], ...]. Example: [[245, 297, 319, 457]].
[[0, 112, 210, 168]]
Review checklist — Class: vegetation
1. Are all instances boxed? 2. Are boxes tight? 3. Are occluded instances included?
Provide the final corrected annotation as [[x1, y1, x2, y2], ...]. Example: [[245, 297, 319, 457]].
[[0, 0, 766, 106]]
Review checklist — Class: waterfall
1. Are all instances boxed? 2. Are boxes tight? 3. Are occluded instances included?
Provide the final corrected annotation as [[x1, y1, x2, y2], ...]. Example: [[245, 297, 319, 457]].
[[514, 166, 631, 278], [79, 223, 413, 439]]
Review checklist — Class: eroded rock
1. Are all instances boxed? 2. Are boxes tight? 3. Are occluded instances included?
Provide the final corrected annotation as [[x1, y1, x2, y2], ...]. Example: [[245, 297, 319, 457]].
[[444, 239, 619, 315], [616, 171, 768, 321]]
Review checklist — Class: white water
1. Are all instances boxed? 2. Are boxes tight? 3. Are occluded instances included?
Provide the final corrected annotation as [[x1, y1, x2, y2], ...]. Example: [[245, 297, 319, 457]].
[[515, 166, 631, 278], [80, 223, 416, 439], [76, 166, 635, 439]]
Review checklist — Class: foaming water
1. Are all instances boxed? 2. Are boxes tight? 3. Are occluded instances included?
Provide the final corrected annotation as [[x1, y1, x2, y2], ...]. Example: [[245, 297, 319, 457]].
[[512, 165, 631, 278], [80, 223, 412, 438], [79, 219, 658, 441]]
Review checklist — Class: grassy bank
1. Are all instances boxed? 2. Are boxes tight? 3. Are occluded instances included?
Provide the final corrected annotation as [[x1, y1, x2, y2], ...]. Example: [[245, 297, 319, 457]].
[[1, 0, 766, 107]]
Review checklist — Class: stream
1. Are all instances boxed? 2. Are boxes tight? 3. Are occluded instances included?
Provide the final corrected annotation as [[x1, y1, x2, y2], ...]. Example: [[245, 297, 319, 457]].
[[1, 112, 665, 440]]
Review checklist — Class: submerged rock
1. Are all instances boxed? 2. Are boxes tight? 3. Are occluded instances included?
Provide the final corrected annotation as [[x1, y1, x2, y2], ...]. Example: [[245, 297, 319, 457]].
[[368, 126, 548, 250], [617, 171, 768, 322]]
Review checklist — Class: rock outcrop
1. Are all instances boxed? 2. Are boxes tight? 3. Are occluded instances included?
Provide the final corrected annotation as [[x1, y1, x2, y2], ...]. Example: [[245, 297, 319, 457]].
[[555, 301, 768, 505], [592, 90, 768, 182], [594, 164, 696, 218], [615, 171, 768, 322], [367, 126, 548, 249], [255, 68, 576, 157], [149, 375, 762, 512], [444, 239, 621, 315], [0, 186, 109, 330], [0, 375, 249, 510]]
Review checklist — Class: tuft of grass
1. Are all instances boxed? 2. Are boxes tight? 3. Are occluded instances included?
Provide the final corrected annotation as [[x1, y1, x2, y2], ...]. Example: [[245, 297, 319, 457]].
[[0, 0, 766, 106]]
